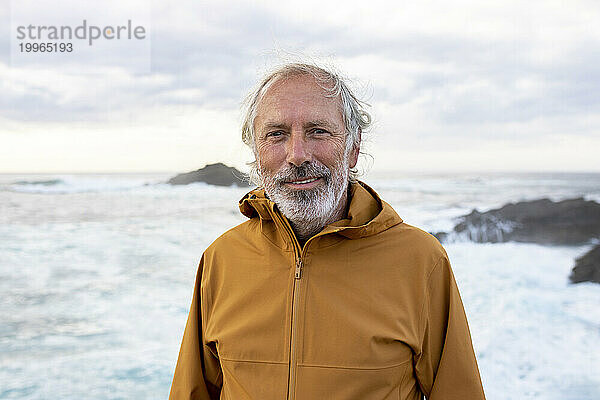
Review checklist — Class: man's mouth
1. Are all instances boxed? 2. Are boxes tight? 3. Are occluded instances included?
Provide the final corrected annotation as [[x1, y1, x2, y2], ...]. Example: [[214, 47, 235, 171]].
[[283, 176, 323, 188]]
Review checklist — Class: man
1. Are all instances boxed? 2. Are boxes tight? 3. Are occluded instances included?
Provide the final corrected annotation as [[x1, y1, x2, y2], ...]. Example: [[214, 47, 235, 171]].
[[169, 62, 486, 400]]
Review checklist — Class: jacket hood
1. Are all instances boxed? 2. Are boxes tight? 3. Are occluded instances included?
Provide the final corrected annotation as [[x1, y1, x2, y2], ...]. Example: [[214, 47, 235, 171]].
[[238, 181, 403, 240]]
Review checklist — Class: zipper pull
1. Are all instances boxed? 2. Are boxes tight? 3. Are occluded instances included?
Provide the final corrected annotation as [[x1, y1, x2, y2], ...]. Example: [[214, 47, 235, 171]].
[[295, 258, 303, 279]]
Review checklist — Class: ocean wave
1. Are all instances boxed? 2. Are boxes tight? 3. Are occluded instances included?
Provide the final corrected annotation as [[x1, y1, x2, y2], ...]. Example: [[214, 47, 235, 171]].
[[6, 175, 162, 194], [12, 179, 64, 186]]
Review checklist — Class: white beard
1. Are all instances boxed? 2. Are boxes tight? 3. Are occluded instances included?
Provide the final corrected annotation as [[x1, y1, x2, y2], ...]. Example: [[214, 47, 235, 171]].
[[257, 154, 350, 241]]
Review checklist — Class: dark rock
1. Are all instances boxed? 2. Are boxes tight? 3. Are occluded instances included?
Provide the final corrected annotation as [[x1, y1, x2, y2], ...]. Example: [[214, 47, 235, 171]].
[[569, 244, 600, 284], [167, 163, 249, 187], [451, 197, 600, 245]]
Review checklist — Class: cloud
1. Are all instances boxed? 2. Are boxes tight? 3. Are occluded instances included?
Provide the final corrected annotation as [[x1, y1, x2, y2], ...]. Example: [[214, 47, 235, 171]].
[[4, 0, 597, 124], [1, 0, 599, 171]]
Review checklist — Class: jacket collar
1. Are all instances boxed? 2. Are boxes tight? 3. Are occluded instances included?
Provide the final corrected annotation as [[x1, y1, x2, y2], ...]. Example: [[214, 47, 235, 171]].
[[238, 181, 403, 240]]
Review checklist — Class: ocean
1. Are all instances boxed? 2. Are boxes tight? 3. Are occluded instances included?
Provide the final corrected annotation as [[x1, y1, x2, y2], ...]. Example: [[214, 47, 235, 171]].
[[1, 172, 599, 399]]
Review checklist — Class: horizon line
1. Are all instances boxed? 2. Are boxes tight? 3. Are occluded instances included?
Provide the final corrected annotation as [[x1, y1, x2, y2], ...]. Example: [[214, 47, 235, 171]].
[[1, 169, 600, 175]]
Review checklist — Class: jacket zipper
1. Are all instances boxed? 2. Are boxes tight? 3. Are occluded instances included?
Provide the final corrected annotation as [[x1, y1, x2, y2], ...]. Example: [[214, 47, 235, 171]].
[[271, 211, 303, 400], [273, 210, 339, 400], [288, 256, 303, 400]]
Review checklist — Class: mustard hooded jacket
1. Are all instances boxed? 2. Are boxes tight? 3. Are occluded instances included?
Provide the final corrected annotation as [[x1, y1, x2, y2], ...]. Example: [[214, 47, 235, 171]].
[[169, 181, 486, 400]]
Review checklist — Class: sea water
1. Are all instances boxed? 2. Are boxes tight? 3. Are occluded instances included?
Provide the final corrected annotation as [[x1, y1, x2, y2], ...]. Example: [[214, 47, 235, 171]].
[[1, 172, 599, 400]]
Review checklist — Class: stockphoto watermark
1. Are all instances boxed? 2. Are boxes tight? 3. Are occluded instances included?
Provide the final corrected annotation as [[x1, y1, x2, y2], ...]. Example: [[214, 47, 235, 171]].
[[10, 0, 152, 72], [10, 13, 152, 73], [15, 19, 147, 52]]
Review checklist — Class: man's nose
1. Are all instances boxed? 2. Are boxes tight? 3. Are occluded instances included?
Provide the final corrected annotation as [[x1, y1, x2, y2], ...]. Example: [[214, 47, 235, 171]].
[[285, 131, 311, 166]]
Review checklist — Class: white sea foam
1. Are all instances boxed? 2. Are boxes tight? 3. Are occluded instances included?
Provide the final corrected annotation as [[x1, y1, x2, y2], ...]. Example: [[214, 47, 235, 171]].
[[3, 174, 170, 194], [1, 172, 599, 399], [446, 242, 600, 400]]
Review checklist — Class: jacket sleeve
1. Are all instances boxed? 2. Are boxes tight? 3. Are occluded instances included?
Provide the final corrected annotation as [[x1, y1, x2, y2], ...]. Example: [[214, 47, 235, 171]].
[[414, 255, 486, 400], [169, 255, 222, 400]]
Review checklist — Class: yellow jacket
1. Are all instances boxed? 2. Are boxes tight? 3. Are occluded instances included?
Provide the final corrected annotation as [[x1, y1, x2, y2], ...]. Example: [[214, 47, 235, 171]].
[[170, 181, 486, 400]]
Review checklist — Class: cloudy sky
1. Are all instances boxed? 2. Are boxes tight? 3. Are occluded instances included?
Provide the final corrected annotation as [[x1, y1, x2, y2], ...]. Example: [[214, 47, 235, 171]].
[[1, 0, 599, 173]]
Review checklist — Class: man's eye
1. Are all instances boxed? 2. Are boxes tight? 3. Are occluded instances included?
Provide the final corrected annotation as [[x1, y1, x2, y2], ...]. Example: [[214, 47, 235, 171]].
[[266, 131, 284, 138], [312, 128, 329, 135]]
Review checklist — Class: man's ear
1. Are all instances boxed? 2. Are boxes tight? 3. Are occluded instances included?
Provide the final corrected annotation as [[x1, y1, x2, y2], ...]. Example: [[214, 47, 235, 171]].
[[349, 128, 361, 168]]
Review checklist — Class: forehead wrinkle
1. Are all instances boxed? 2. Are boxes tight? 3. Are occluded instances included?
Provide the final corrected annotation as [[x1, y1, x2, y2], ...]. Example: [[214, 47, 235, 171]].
[[304, 119, 341, 132], [254, 74, 345, 135], [262, 121, 289, 128], [259, 119, 340, 131]]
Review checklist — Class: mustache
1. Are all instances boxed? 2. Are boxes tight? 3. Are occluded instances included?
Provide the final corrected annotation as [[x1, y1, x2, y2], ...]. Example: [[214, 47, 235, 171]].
[[272, 162, 331, 184]]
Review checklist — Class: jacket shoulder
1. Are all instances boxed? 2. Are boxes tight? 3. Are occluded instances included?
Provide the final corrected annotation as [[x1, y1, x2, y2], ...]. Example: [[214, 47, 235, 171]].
[[383, 221, 449, 271], [392, 221, 446, 249], [204, 217, 261, 256]]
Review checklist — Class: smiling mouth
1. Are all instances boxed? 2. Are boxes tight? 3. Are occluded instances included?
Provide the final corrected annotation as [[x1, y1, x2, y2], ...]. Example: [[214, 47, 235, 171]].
[[282, 176, 323, 187], [287, 177, 319, 184]]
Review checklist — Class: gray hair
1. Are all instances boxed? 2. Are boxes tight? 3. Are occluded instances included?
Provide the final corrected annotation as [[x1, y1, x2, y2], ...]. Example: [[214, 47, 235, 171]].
[[241, 62, 372, 185]]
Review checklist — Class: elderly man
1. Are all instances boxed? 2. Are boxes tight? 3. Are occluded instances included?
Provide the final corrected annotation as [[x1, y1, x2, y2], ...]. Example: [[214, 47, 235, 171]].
[[169, 63, 486, 400]]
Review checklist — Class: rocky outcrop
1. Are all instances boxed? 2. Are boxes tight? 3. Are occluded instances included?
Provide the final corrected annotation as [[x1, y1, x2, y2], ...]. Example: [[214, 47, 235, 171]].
[[167, 163, 249, 187], [435, 197, 600, 284], [450, 197, 600, 246], [569, 244, 600, 284]]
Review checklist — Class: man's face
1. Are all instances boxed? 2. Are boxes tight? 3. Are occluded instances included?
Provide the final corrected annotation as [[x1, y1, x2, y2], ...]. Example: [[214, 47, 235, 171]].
[[253, 73, 359, 226]]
